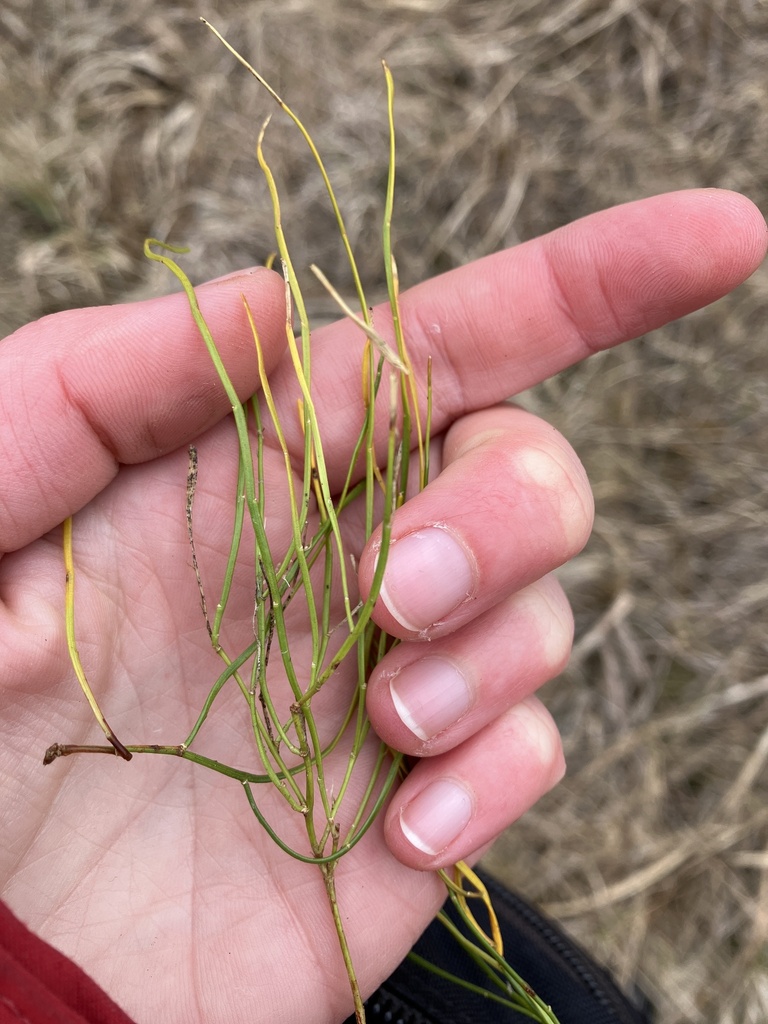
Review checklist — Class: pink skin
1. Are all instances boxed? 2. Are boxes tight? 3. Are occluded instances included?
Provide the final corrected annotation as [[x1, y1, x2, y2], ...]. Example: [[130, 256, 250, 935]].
[[0, 190, 765, 1024]]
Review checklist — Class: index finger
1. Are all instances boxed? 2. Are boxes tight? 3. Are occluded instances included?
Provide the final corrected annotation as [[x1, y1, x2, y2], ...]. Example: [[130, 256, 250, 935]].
[[273, 188, 766, 484]]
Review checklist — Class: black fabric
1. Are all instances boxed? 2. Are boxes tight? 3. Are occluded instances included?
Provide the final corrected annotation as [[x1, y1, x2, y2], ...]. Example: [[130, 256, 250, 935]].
[[345, 871, 653, 1024]]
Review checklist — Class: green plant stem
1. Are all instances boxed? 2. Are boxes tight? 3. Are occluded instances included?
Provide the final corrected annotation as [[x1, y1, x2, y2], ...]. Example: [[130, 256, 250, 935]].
[[321, 862, 365, 1023], [407, 952, 543, 1017]]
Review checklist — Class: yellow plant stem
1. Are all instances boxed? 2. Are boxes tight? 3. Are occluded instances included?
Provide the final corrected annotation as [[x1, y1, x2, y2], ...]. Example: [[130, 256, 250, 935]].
[[444, 861, 503, 955], [62, 516, 131, 761]]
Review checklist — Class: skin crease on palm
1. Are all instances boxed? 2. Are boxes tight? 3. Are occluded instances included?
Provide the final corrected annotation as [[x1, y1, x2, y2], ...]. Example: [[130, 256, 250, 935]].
[[0, 191, 765, 1024]]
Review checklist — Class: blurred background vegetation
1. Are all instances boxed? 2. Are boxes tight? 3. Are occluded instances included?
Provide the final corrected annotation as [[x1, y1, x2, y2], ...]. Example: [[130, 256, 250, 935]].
[[2, 1, 767, 1021]]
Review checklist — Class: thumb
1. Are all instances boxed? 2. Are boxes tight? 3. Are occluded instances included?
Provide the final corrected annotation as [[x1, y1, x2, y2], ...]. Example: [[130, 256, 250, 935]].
[[0, 266, 285, 555]]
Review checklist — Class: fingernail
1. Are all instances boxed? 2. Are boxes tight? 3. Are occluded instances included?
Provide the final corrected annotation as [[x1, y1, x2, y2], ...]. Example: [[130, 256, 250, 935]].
[[399, 779, 474, 856], [390, 657, 472, 740], [380, 528, 475, 632]]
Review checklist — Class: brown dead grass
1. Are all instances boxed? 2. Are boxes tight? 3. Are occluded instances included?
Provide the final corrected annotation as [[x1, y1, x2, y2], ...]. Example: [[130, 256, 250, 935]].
[[2, 1, 768, 1021]]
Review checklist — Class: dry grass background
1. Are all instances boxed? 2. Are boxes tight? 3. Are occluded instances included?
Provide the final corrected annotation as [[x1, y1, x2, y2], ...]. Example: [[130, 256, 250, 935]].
[[2, 1, 768, 1021]]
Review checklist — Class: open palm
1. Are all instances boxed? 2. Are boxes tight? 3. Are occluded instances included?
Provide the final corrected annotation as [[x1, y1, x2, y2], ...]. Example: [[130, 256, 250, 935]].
[[1, 190, 764, 1024]]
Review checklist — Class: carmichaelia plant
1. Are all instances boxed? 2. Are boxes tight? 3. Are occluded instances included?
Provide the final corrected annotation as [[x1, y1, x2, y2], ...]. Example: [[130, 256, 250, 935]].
[[44, 21, 562, 1024]]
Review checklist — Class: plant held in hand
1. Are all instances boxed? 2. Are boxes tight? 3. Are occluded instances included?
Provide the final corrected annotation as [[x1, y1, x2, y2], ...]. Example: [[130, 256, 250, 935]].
[[44, 21, 562, 1024]]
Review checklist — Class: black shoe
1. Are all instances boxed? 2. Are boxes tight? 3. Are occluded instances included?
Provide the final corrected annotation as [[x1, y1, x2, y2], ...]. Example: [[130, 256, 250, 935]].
[[345, 870, 654, 1024]]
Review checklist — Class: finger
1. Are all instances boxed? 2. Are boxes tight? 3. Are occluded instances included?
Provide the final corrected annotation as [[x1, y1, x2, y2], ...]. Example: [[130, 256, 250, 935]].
[[384, 695, 565, 870], [273, 188, 767, 483], [358, 404, 593, 638], [366, 574, 572, 755], [0, 268, 285, 555]]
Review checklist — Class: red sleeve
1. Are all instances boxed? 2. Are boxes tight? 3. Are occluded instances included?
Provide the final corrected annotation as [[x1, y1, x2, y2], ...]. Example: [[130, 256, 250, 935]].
[[0, 902, 135, 1024]]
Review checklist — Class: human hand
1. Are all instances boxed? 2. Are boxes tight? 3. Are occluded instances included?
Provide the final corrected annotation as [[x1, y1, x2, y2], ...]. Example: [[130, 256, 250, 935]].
[[1, 190, 764, 1024]]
